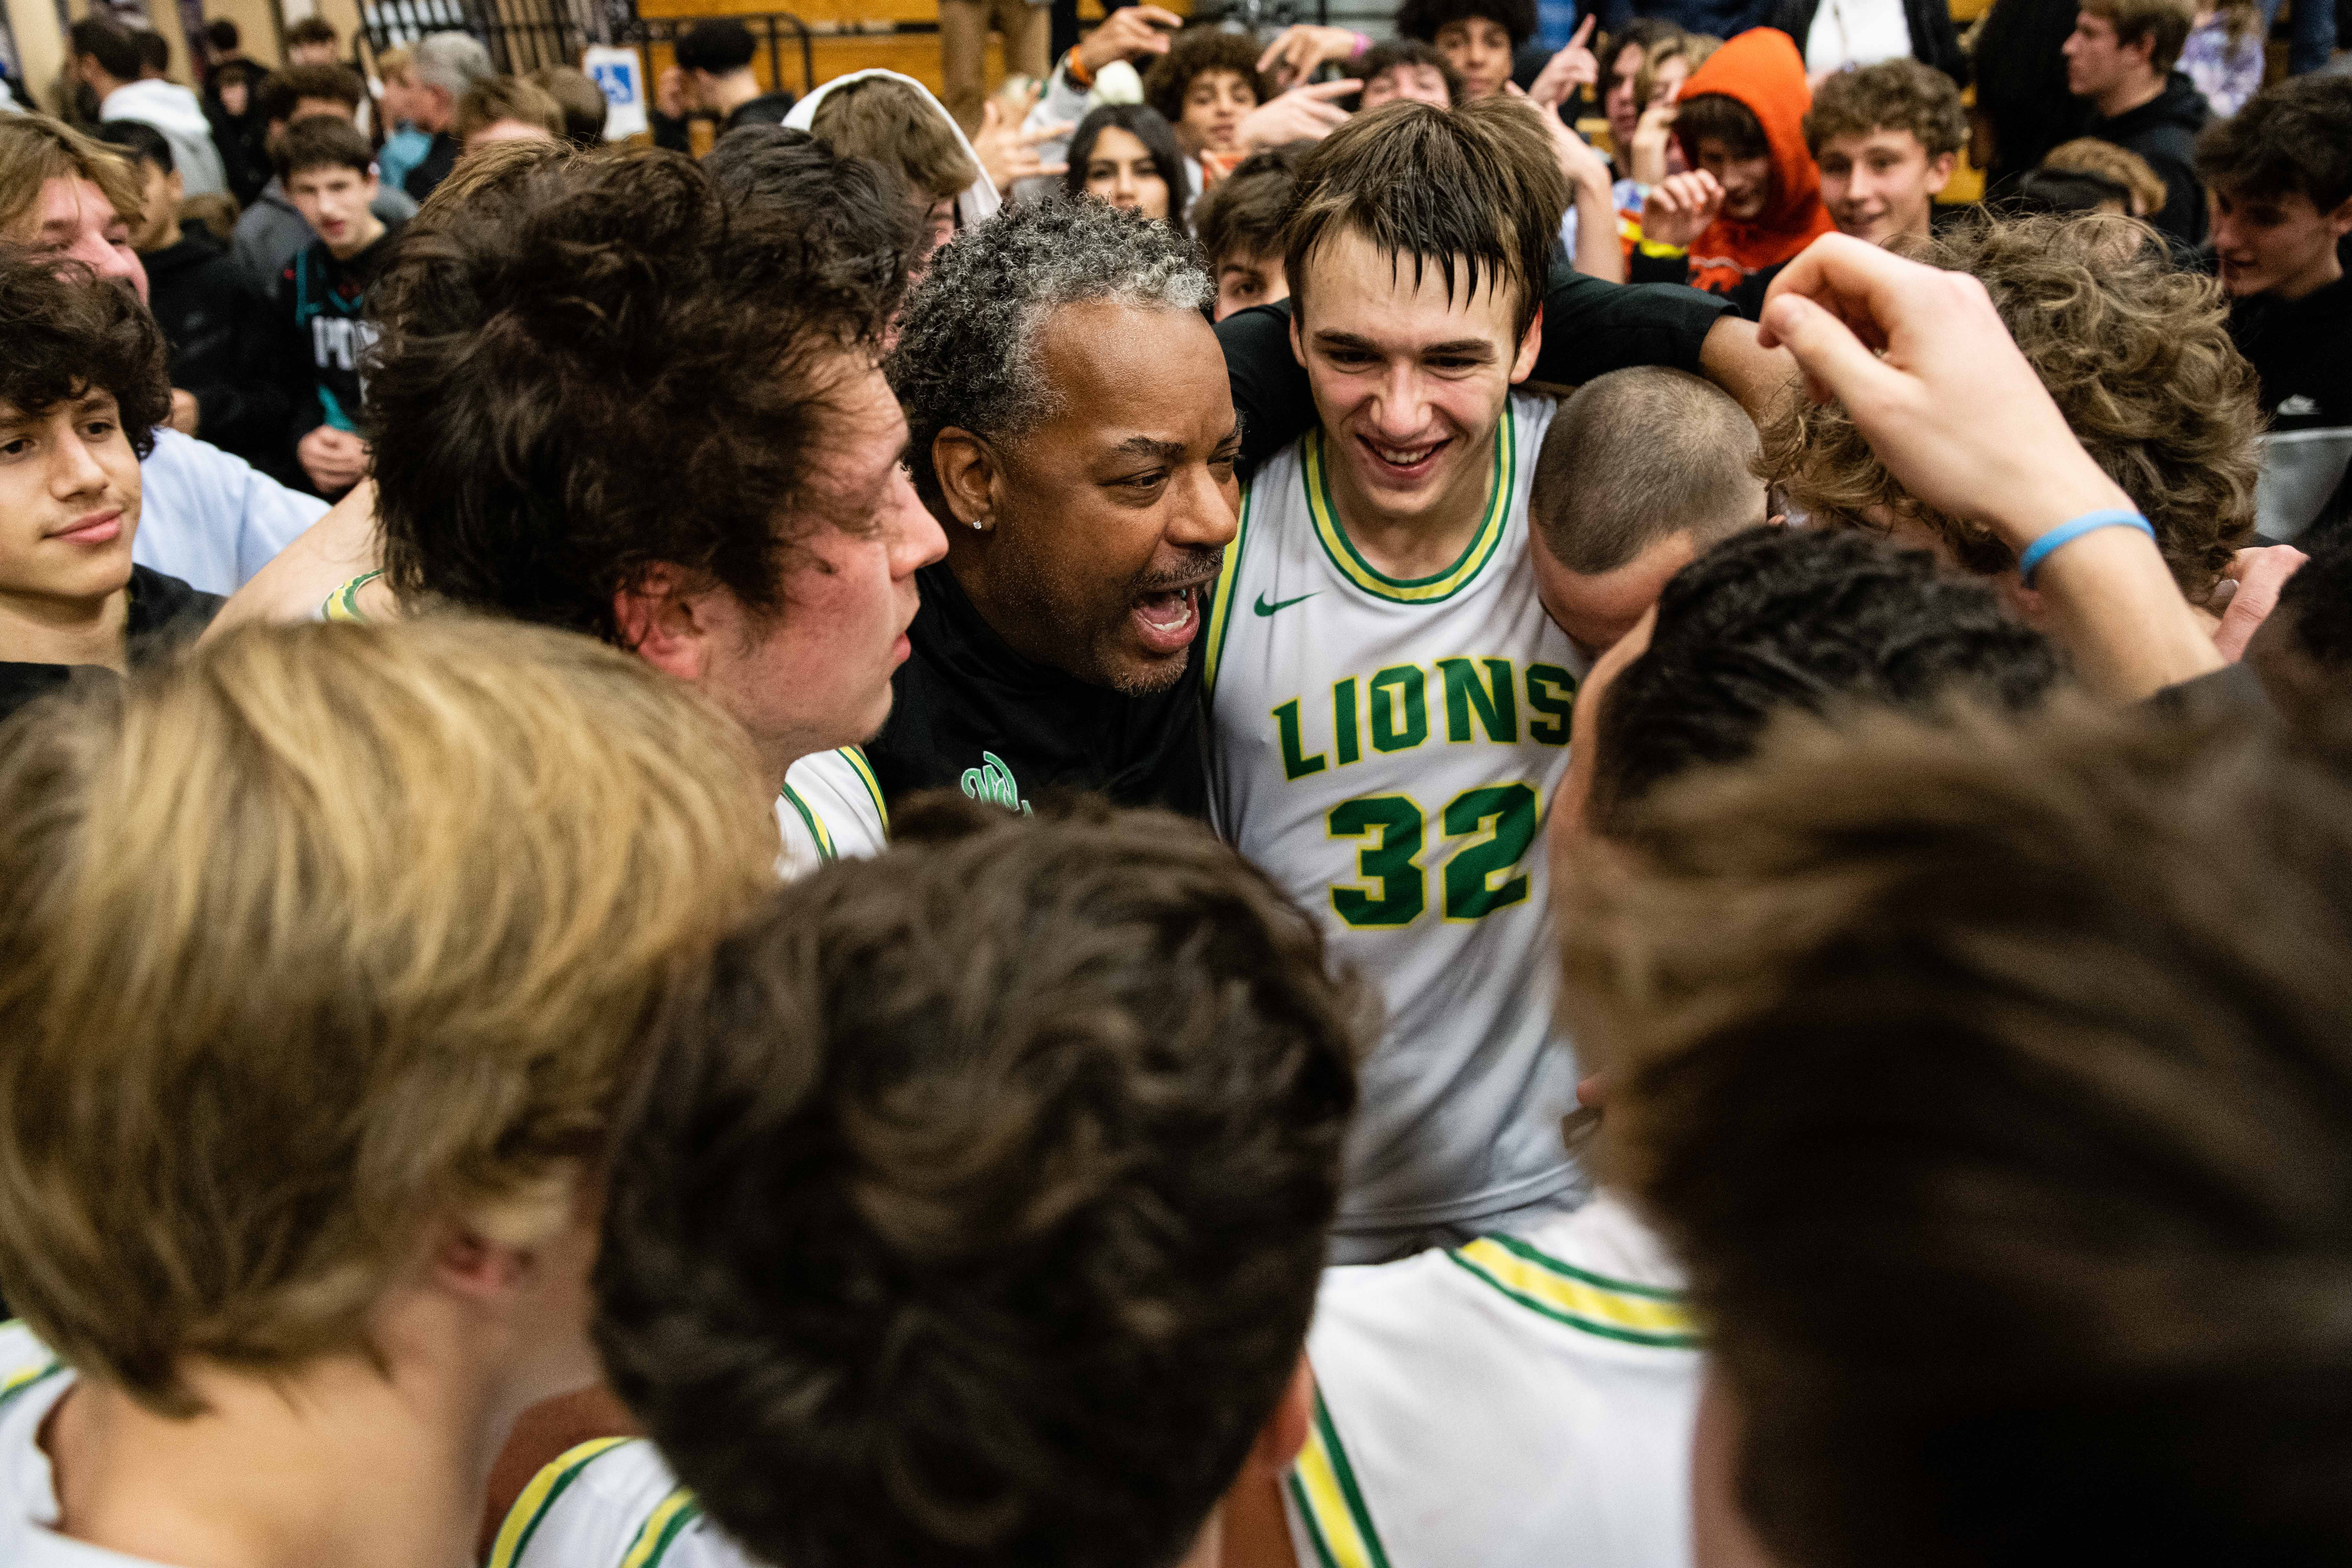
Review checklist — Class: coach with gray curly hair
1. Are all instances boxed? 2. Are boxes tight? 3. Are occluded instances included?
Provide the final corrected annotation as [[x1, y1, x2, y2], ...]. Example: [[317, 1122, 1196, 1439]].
[[867, 197, 1239, 817]]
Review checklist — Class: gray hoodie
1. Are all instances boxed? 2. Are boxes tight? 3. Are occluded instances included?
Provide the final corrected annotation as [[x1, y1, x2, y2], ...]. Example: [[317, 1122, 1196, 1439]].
[[101, 78, 227, 197], [230, 175, 419, 298]]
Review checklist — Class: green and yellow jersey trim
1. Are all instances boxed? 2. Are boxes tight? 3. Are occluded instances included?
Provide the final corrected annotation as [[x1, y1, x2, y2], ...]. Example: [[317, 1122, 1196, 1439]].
[[779, 781, 836, 863], [488, 1436, 634, 1568], [1304, 402, 1515, 606], [0, 1330, 63, 1413], [322, 568, 384, 623], [1288, 1388, 1393, 1568], [1446, 1233, 1700, 1348], [1202, 478, 1255, 701], [619, 1486, 703, 1568], [840, 745, 889, 833]]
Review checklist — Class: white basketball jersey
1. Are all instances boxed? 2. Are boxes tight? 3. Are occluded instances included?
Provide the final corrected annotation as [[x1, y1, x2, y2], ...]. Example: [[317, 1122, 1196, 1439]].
[[491, 1437, 752, 1568], [1287, 1196, 1702, 1568], [1204, 391, 1589, 1236], [774, 746, 890, 880]]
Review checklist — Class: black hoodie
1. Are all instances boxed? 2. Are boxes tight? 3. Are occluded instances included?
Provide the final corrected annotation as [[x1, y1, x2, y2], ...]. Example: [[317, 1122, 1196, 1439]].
[[2082, 70, 2211, 246], [141, 231, 288, 476], [0, 566, 222, 727]]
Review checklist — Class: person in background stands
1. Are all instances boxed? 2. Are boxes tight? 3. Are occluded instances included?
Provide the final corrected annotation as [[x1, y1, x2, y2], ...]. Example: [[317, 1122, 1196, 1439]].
[[1396, 0, 1538, 98], [230, 64, 419, 298], [1767, 0, 1969, 82], [402, 31, 496, 201], [282, 17, 342, 67], [2197, 74, 2352, 542], [1807, 57, 1965, 245], [1971, 0, 2082, 190], [532, 66, 610, 149], [456, 76, 567, 151], [1356, 39, 1464, 106], [373, 46, 436, 191], [939, 0, 1049, 132], [1193, 141, 1308, 319], [89, 120, 282, 475], [650, 19, 796, 152], [268, 117, 403, 498], [70, 17, 227, 196], [1631, 28, 1832, 309], [1142, 29, 1269, 188], [2181, 0, 2265, 116], [1065, 103, 1191, 226], [2064, 0, 2209, 243], [789, 70, 999, 260]]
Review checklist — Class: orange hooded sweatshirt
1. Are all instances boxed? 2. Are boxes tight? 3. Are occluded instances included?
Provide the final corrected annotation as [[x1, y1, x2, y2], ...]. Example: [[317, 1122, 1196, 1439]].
[[1669, 28, 1833, 295]]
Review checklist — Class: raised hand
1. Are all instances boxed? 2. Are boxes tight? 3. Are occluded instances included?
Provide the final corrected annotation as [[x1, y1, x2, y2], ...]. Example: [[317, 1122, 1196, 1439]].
[[1077, 5, 1183, 77], [1640, 169, 1723, 250], [1236, 78, 1360, 150], [1255, 24, 1364, 91], [1628, 80, 1681, 186], [972, 90, 1072, 190], [1527, 16, 1599, 110]]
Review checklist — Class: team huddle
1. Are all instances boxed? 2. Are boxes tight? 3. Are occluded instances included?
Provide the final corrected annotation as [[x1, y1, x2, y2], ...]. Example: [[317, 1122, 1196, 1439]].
[[2, 5, 2350, 1565]]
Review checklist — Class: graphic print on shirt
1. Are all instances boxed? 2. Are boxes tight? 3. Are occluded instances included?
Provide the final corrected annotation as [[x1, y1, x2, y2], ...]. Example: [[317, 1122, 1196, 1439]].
[[1204, 391, 1590, 1230], [960, 750, 1033, 815]]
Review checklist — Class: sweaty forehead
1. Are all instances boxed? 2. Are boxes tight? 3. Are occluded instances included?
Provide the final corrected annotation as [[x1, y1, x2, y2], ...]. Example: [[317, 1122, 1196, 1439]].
[[1299, 226, 1520, 345], [1029, 298, 1233, 444]]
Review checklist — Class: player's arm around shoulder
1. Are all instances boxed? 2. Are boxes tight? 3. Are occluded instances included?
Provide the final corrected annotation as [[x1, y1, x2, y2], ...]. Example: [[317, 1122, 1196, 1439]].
[[201, 479, 390, 642]]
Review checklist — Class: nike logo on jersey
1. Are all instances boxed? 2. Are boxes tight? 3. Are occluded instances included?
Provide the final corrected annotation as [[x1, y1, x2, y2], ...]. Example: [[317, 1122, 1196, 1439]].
[[1255, 590, 1319, 617]]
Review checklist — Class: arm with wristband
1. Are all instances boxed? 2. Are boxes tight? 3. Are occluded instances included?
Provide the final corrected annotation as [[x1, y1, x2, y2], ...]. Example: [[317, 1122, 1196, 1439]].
[[1755, 235, 2223, 702]]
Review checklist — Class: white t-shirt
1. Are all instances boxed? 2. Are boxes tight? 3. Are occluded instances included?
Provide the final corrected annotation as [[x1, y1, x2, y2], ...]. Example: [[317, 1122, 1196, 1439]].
[[1804, 0, 1915, 74], [1286, 1196, 1703, 1568], [1203, 391, 1590, 1241], [0, 1324, 178, 1568], [490, 1436, 750, 1568]]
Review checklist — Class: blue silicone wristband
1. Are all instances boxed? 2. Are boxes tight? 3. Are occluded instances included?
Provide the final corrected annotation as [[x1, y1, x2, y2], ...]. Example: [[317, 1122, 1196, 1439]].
[[2016, 509, 2154, 588]]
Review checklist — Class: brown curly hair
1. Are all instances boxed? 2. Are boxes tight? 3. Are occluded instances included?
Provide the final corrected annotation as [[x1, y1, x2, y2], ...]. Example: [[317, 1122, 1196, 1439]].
[[1759, 213, 2258, 597], [0, 249, 170, 459], [1143, 28, 1269, 126], [1803, 56, 1967, 160]]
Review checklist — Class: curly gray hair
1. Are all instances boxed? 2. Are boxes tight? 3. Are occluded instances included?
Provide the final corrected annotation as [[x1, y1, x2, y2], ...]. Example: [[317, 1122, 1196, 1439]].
[[887, 198, 1211, 509]]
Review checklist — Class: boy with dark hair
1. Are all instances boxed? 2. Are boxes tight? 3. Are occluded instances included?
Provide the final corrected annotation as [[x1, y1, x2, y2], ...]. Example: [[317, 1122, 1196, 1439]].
[[0, 253, 217, 724], [651, 16, 797, 150], [1394, 0, 1537, 98], [2197, 74, 2352, 542], [89, 120, 281, 473], [2064, 0, 2208, 243], [1204, 98, 1589, 1258], [1561, 696, 2352, 1568], [230, 62, 418, 296], [1142, 28, 1268, 176], [706, 124, 922, 324], [1356, 38, 1463, 107], [504, 806, 1359, 1568], [74, 15, 228, 197], [2246, 524, 2349, 710], [1631, 28, 1832, 307], [1192, 140, 1306, 320], [1804, 56, 1965, 246], [268, 116, 400, 498], [1528, 367, 1770, 655], [282, 15, 342, 66]]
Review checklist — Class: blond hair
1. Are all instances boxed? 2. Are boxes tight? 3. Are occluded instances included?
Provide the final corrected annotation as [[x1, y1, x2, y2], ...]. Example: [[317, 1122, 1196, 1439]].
[[0, 616, 779, 1414], [2042, 137, 2168, 217], [377, 44, 414, 84], [0, 112, 146, 240]]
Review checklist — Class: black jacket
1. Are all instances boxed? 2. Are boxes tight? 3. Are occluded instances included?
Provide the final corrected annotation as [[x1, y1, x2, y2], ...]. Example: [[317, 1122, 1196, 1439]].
[[271, 223, 403, 487], [865, 561, 1212, 818], [403, 131, 462, 203], [1766, 0, 1969, 84], [651, 89, 799, 153], [2229, 272, 2352, 433], [0, 566, 222, 728], [141, 231, 285, 472], [2082, 72, 2211, 246]]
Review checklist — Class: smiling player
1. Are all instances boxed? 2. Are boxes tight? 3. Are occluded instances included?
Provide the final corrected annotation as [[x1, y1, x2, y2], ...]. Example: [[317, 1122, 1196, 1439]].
[[1203, 99, 1589, 1260]]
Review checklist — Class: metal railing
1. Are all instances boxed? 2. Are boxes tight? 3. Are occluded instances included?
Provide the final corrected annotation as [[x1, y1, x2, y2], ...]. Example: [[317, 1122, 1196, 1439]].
[[360, 1, 814, 101]]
